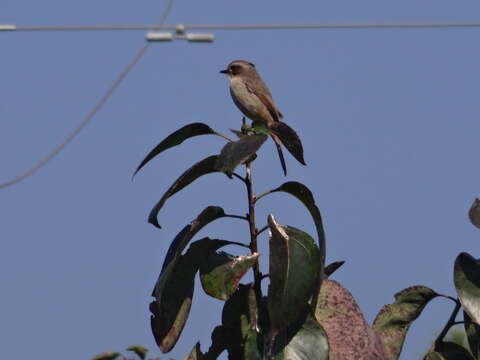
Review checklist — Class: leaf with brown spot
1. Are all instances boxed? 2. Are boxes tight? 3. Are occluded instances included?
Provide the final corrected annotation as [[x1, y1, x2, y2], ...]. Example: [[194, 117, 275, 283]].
[[267, 215, 321, 334], [372, 285, 439, 360], [200, 252, 259, 301], [133, 122, 223, 178], [148, 155, 220, 228], [315, 279, 387, 360]]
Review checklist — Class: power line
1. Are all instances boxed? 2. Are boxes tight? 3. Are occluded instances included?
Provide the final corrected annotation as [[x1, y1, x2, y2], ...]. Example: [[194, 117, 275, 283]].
[[0, 0, 174, 189], [4, 22, 480, 32]]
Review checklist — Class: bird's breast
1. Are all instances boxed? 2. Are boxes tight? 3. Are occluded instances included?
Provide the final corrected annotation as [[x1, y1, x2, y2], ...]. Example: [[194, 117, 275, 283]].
[[229, 78, 273, 124]]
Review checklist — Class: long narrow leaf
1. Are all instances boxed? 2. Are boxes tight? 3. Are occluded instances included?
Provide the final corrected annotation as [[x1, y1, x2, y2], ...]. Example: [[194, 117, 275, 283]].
[[267, 182, 326, 267], [151, 238, 234, 353], [267, 215, 320, 334], [454, 252, 480, 325], [133, 122, 220, 178], [148, 155, 219, 228], [373, 286, 439, 360]]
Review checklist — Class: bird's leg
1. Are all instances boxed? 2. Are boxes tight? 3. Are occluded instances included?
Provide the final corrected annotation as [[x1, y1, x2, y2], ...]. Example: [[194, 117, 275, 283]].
[[241, 117, 253, 135]]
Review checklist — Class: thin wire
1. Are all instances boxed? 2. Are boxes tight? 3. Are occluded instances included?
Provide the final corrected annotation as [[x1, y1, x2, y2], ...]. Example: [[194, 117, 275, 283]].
[[0, 0, 174, 189], [8, 22, 480, 32]]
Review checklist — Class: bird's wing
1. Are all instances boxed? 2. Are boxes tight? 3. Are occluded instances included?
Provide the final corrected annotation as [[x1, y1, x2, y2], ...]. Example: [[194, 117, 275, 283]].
[[245, 79, 283, 122]]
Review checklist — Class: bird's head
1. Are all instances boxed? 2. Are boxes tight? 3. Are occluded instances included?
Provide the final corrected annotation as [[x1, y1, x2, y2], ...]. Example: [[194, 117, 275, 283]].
[[220, 60, 256, 78]]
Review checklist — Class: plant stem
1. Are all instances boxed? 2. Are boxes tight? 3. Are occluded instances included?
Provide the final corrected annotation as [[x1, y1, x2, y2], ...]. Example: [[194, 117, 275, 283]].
[[245, 160, 262, 303], [224, 214, 249, 221], [432, 299, 462, 349], [257, 225, 269, 235]]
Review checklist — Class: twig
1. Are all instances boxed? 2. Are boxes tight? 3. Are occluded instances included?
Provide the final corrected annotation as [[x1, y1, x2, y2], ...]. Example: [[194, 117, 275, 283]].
[[432, 299, 462, 349], [256, 225, 269, 235], [232, 172, 247, 184], [224, 214, 249, 221], [437, 293, 460, 304], [253, 190, 274, 204]]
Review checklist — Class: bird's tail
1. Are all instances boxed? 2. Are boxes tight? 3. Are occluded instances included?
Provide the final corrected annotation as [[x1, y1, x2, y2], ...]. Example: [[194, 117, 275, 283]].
[[271, 133, 287, 176]]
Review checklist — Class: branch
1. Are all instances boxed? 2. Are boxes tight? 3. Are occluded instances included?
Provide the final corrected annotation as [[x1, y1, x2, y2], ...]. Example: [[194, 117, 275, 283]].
[[224, 213, 249, 221], [245, 161, 262, 304], [432, 299, 462, 349]]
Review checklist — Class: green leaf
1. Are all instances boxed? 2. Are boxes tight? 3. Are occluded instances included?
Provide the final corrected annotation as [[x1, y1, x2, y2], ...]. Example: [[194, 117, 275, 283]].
[[160, 206, 227, 273], [200, 251, 259, 301], [91, 352, 121, 360], [268, 181, 326, 269], [183, 342, 204, 360], [204, 326, 228, 359], [324, 260, 345, 278], [222, 284, 262, 359], [268, 312, 328, 360], [315, 279, 386, 359], [270, 121, 306, 166], [465, 311, 480, 359], [126, 345, 148, 360], [424, 341, 475, 360], [215, 134, 268, 176], [454, 252, 480, 325], [469, 198, 480, 230], [148, 155, 220, 228], [267, 215, 321, 334], [151, 238, 234, 353], [372, 285, 439, 360], [133, 122, 221, 178]]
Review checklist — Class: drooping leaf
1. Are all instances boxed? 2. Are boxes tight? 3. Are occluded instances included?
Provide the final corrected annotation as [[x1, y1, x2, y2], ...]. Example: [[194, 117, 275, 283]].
[[424, 341, 475, 360], [222, 284, 262, 359], [268, 181, 326, 268], [91, 352, 121, 360], [315, 279, 386, 359], [183, 342, 204, 360], [151, 253, 196, 353], [270, 121, 306, 166], [268, 311, 329, 360], [133, 122, 221, 178], [454, 252, 480, 325], [465, 311, 480, 359], [267, 215, 321, 334], [200, 251, 259, 301], [372, 285, 439, 360], [205, 326, 228, 359], [148, 155, 220, 228], [469, 198, 480, 230], [215, 134, 268, 176], [160, 206, 227, 273], [126, 345, 148, 360], [151, 238, 234, 353], [324, 261, 345, 278]]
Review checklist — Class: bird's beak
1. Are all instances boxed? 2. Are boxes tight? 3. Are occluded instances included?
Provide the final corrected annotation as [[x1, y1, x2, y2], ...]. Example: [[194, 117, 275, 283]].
[[220, 69, 228, 74]]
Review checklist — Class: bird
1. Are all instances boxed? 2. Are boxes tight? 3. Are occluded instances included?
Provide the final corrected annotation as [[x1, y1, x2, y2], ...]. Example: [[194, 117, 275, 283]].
[[220, 60, 297, 175]]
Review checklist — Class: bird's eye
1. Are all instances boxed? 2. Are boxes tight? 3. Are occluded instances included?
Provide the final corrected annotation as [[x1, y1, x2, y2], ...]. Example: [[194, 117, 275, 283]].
[[230, 65, 240, 74]]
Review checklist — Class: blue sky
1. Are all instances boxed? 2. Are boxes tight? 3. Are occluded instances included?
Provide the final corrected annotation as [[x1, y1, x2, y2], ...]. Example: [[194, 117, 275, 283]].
[[2, 1, 480, 359]]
